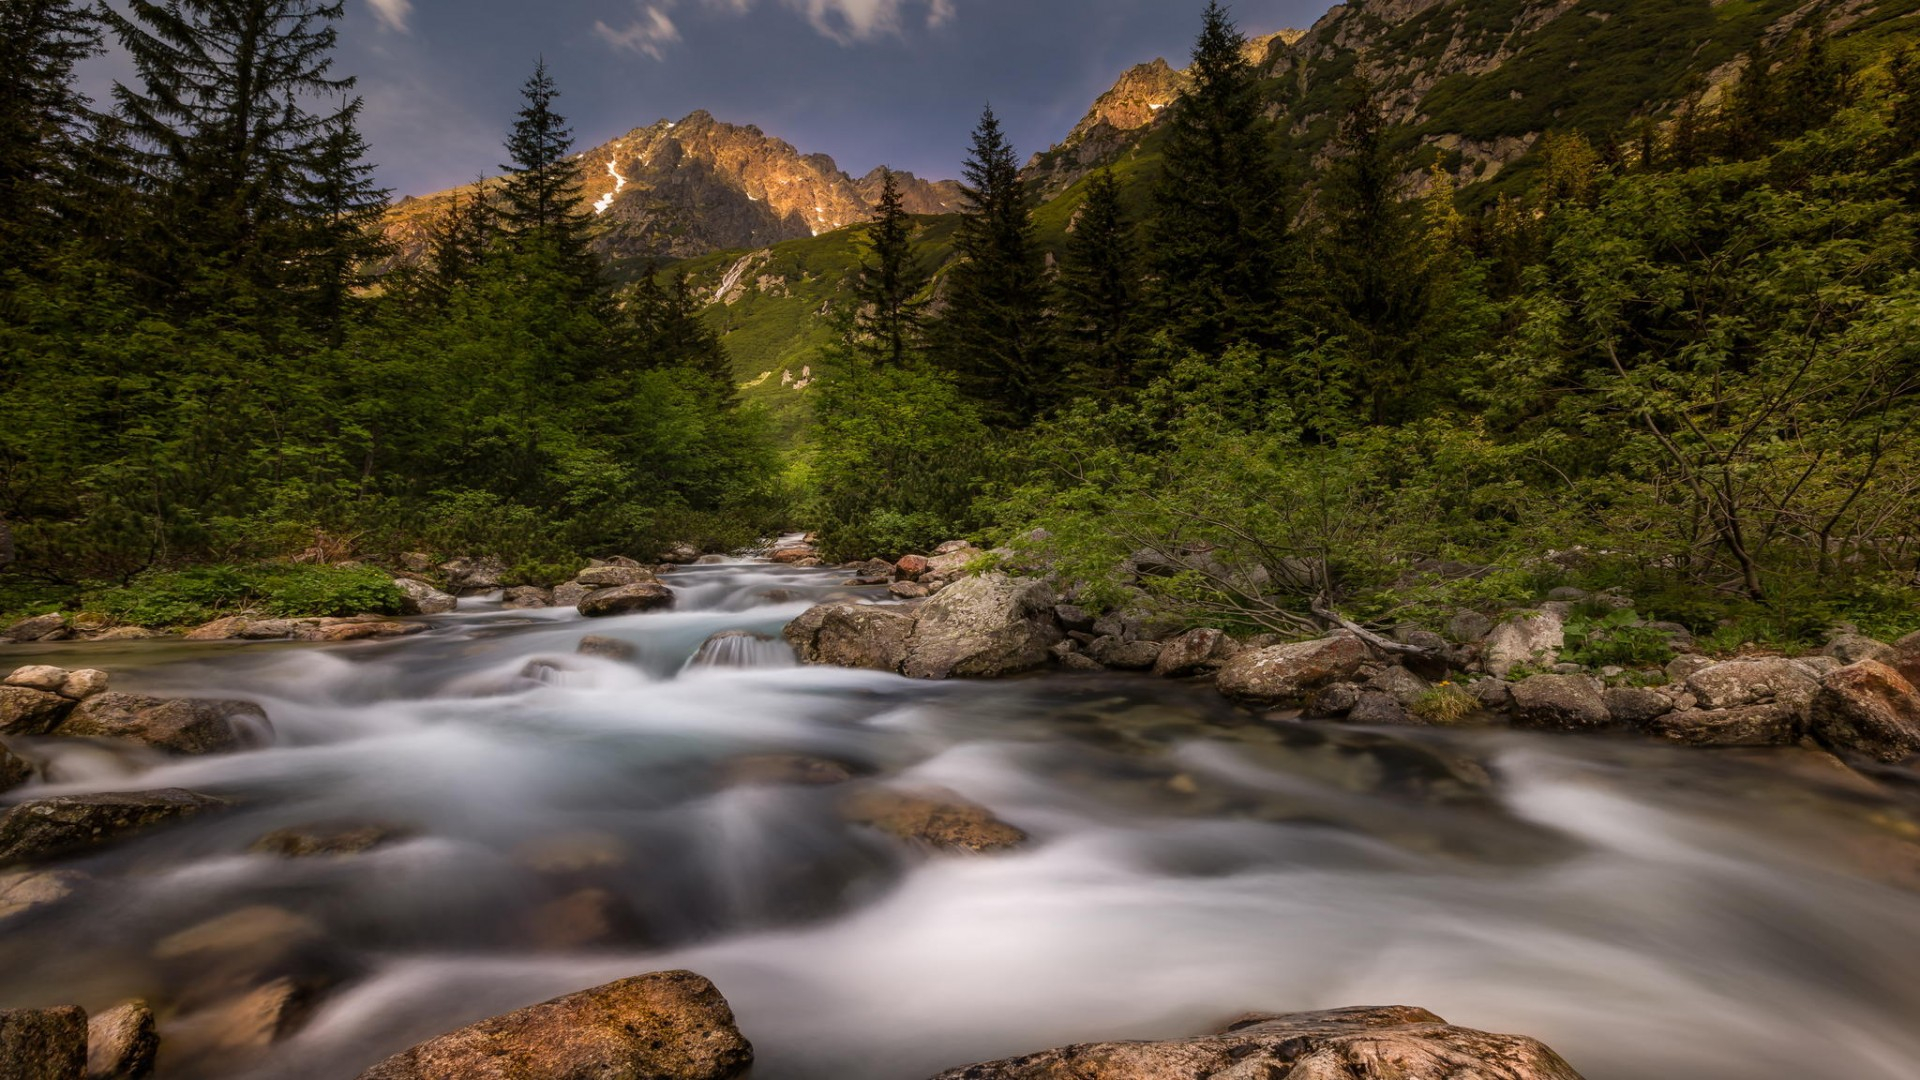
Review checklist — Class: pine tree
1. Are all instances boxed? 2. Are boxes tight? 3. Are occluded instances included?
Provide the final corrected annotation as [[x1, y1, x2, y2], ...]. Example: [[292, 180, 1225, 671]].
[[1057, 168, 1140, 393], [627, 267, 733, 405], [104, 0, 361, 303], [499, 59, 598, 291], [1144, 1, 1290, 354], [927, 106, 1054, 424], [0, 0, 102, 267], [848, 168, 925, 368], [302, 96, 389, 338], [415, 189, 495, 307]]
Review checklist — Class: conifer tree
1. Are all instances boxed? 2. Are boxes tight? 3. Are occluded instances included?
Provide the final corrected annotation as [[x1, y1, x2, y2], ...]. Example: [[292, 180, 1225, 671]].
[[629, 268, 734, 405], [303, 96, 388, 337], [849, 168, 925, 368], [1144, 1, 1290, 354], [927, 106, 1054, 424], [0, 0, 101, 267], [1057, 168, 1140, 393], [499, 59, 598, 290]]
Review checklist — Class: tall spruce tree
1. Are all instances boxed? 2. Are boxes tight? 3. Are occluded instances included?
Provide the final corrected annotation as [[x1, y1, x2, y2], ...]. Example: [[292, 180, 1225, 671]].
[[848, 168, 925, 368], [928, 106, 1054, 424], [628, 267, 734, 405], [303, 96, 388, 337], [104, 0, 361, 305], [499, 59, 598, 291], [1145, 1, 1290, 354], [0, 0, 101, 267], [1057, 168, 1140, 394]]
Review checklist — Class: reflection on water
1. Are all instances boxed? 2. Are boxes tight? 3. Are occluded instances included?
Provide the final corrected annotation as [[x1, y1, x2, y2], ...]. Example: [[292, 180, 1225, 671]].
[[3, 559, 1920, 1079]]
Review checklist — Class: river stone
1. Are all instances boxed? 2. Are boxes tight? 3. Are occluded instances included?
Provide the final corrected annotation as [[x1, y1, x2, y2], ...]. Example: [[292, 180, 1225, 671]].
[[838, 787, 1027, 853], [926, 1005, 1586, 1080], [0, 789, 229, 868], [576, 635, 638, 661], [1152, 628, 1237, 678], [1089, 636, 1162, 671], [720, 754, 858, 788], [1448, 611, 1496, 643], [57, 669, 109, 701], [298, 620, 427, 643], [784, 603, 915, 672], [0, 1006, 88, 1080], [1481, 609, 1565, 678], [900, 574, 1061, 680], [58, 694, 268, 755], [251, 822, 412, 858], [1810, 660, 1920, 763], [164, 977, 319, 1065], [768, 543, 818, 564], [3, 613, 67, 643], [5, 665, 67, 692], [1510, 674, 1610, 731], [1369, 665, 1432, 706], [1, 741, 31, 794], [1349, 689, 1414, 725], [500, 586, 553, 610], [0, 686, 74, 737], [353, 971, 753, 1080], [1214, 633, 1372, 707], [552, 582, 593, 608], [393, 578, 457, 616], [1684, 658, 1818, 712], [574, 565, 657, 589], [1649, 703, 1804, 747], [1827, 633, 1896, 666], [895, 554, 930, 579], [0, 869, 86, 924], [1604, 686, 1674, 726], [889, 581, 930, 600], [88, 1000, 158, 1080], [578, 584, 676, 618], [1306, 681, 1363, 718], [440, 557, 505, 593]]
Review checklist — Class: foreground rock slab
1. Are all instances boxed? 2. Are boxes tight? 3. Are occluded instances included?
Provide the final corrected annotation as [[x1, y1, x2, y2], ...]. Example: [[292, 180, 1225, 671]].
[[928, 1005, 1585, 1080], [838, 787, 1028, 853], [354, 971, 752, 1080], [0, 1006, 88, 1080], [0, 789, 228, 869]]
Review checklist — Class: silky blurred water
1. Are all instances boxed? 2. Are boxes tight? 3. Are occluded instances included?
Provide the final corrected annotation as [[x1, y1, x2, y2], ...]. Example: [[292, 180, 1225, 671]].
[[4, 557, 1920, 1079]]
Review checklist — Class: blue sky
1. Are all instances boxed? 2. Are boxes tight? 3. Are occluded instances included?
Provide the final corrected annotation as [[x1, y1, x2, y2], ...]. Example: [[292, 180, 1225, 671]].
[[84, 0, 1335, 198]]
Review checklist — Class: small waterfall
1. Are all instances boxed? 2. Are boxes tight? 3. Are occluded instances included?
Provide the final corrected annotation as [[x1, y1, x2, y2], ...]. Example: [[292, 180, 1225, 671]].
[[687, 630, 795, 670]]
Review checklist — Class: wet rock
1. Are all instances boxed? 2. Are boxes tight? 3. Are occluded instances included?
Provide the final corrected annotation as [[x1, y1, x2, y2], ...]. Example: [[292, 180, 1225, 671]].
[[1151, 628, 1237, 678], [889, 581, 930, 600], [353, 971, 753, 1080], [895, 554, 931, 579], [1686, 659, 1819, 713], [1306, 680, 1363, 718], [578, 583, 676, 618], [1482, 608, 1565, 678], [552, 582, 593, 608], [1368, 665, 1432, 706], [1052, 604, 1095, 633], [926, 1005, 1585, 1080], [250, 823, 412, 858], [784, 603, 915, 672], [1447, 611, 1495, 643], [57, 670, 109, 701], [1470, 678, 1514, 711], [0, 742, 29, 793], [1827, 633, 1896, 666], [58, 694, 268, 755], [1603, 686, 1673, 726], [1649, 703, 1803, 747], [514, 833, 628, 876], [3, 613, 68, 643], [901, 574, 1061, 680], [720, 754, 858, 788], [298, 619, 427, 643], [842, 558, 898, 586], [0, 869, 86, 923], [1810, 660, 1920, 763], [5, 665, 67, 692], [694, 554, 728, 565], [1510, 674, 1610, 731], [1348, 690, 1413, 725], [153, 906, 324, 970], [88, 1000, 158, 1080], [1214, 633, 1372, 707], [440, 557, 505, 593], [838, 787, 1027, 853], [661, 543, 703, 565], [768, 543, 818, 564], [501, 586, 553, 610], [0, 686, 75, 736], [1089, 636, 1162, 671], [393, 578, 457, 616], [163, 977, 319, 1065], [688, 631, 786, 668], [576, 635, 638, 661], [524, 888, 638, 951], [0, 1006, 87, 1080], [574, 565, 658, 589], [0, 789, 229, 868]]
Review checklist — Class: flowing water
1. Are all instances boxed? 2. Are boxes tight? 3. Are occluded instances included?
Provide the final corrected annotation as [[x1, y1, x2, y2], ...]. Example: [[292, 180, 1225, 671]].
[[5, 557, 1920, 1079]]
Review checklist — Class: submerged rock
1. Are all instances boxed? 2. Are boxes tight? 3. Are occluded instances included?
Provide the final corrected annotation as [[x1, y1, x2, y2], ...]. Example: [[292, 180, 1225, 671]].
[[0, 789, 229, 869], [838, 787, 1027, 853], [689, 630, 788, 668], [1214, 633, 1371, 707], [900, 573, 1061, 680], [250, 822, 412, 858], [1811, 660, 1920, 762], [501, 586, 554, 610], [353, 971, 753, 1080], [88, 1000, 159, 1080], [576, 635, 638, 661], [0, 869, 86, 924], [719, 754, 859, 788], [0, 1006, 88, 1080], [784, 603, 915, 672], [57, 694, 269, 755], [927, 1005, 1586, 1080]]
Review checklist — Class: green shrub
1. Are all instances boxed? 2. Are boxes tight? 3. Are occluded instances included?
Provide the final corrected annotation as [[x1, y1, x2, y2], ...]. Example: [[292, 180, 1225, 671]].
[[91, 563, 404, 627], [1561, 607, 1677, 668]]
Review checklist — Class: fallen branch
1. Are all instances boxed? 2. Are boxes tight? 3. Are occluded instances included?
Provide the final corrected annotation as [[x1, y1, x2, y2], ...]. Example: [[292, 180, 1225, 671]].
[[1311, 595, 1442, 659]]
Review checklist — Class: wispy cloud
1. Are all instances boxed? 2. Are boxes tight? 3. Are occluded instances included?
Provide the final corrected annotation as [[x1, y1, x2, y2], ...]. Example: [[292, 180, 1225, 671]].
[[367, 0, 413, 33], [708, 0, 956, 44], [595, 4, 683, 60]]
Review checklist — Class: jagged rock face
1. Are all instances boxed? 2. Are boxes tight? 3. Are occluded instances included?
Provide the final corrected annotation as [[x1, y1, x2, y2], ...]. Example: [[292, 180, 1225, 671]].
[[384, 110, 963, 265]]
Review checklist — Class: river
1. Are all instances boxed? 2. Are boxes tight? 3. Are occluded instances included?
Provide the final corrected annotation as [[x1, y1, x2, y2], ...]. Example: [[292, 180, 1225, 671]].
[[4, 557, 1920, 1079]]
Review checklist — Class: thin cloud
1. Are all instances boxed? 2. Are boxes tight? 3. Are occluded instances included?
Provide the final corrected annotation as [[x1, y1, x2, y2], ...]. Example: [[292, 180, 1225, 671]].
[[707, 0, 956, 44], [368, 0, 412, 33], [595, 4, 683, 60]]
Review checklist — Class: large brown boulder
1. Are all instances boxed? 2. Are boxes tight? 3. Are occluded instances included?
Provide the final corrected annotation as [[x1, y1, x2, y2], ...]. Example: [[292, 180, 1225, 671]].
[[57, 694, 268, 755], [1214, 633, 1371, 707], [900, 574, 1062, 680], [927, 1005, 1585, 1080], [353, 971, 752, 1080], [579, 584, 676, 618], [0, 686, 74, 737], [784, 603, 916, 672], [0, 1006, 88, 1080], [88, 1000, 159, 1080], [1509, 675, 1610, 731], [838, 787, 1028, 853], [1810, 660, 1920, 763], [0, 789, 228, 869]]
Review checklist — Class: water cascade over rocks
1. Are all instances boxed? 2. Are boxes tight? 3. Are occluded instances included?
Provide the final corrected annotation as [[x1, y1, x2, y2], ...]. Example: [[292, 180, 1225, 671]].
[[0, 554, 1918, 1078]]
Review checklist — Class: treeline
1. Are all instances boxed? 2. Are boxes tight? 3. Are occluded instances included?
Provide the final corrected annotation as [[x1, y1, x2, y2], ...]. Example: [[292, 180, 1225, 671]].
[[816, 2, 1920, 645], [0, 0, 777, 601]]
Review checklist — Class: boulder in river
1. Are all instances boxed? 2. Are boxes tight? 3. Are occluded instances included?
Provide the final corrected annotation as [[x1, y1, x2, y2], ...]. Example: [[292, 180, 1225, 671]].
[[0, 1005, 88, 1080], [784, 603, 915, 672], [57, 694, 268, 755], [838, 787, 1027, 853], [501, 586, 554, 610], [900, 573, 1061, 680], [4, 665, 66, 692], [0, 685, 74, 737], [1509, 674, 1611, 731], [353, 971, 753, 1080], [393, 578, 457, 615], [88, 1000, 159, 1080], [1685, 658, 1818, 713], [1603, 686, 1673, 726], [0, 789, 229, 869], [720, 754, 859, 788], [439, 556, 505, 593], [2, 613, 68, 643], [576, 635, 638, 661], [1214, 633, 1371, 707], [578, 583, 676, 618], [573, 565, 658, 589], [1649, 703, 1804, 747], [927, 1005, 1586, 1080], [1810, 660, 1920, 763]]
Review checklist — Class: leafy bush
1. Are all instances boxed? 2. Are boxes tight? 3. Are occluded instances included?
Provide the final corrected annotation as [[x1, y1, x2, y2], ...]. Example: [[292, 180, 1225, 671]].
[[1560, 607, 1677, 668], [91, 564, 405, 627]]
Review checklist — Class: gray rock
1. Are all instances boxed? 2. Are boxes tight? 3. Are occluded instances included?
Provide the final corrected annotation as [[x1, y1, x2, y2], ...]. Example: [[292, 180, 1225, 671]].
[[1482, 609, 1566, 677], [573, 565, 657, 589], [578, 584, 676, 618], [1793, 655, 1842, 679], [0, 686, 75, 737], [1307, 681, 1363, 718], [393, 578, 457, 615], [1215, 634, 1372, 707], [888, 581, 929, 600], [1052, 604, 1095, 633], [1056, 652, 1105, 672], [58, 694, 269, 755], [1686, 659, 1819, 712], [1447, 611, 1495, 643], [1090, 611, 1138, 642], [901, 574, 1062, 680], [1547, 586, 1589, 602], [1151, 628, 1236, 678], [0, 789, 229, 868], [1089, 637, 1161, 671], [1471, 678, 1515, 711], [88, 1000, 158, 1080], [0, 1006, 87, 1080], [2, 613, 67, 643], [501, 586, 553, 610], [1603, 686, 1674, 726], [784, 603, 915, 672], [4, 665, 66, 692], [1650, 703, 1803, 747], [1368, 666, 1432, 706], [1827, 634, 1897, 666], [0, 742, 30, 794], [1348, 690, 1414, 725], [57, 669, 109, 701], [1510, 674, 1610, 731], [1665, 654, 1714, 684], [552, 582, 592, 608]]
